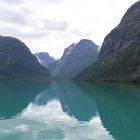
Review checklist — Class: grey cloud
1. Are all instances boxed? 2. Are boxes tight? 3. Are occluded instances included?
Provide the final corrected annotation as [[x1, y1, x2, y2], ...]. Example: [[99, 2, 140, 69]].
[[0, 0, 23, 4], [1, 0, 63, 6], [19, 32, 50, 40], [0, 8, 28, 26], [0, 26, 50, 40], [71, 29, 92, 37], [41, 0, 63, 4], [0, 0, 69, 41], [38, 19, 69, 31], [0, 13, 27, 26], [0, 6, 69, 31]]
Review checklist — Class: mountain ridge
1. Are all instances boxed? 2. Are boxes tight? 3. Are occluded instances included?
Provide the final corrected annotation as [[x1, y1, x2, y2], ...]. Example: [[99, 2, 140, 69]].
[[76, 1, 140, 82], [49, 39, 99, 79], [35, 52, 56, 68], [0, 36, 50, 79]]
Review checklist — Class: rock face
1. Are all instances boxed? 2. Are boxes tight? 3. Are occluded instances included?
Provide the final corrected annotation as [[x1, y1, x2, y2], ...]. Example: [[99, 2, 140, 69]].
[[99, 1, 140, 61], [35, 52, 56, 68], [77, 1, 140, 81], [0, 36, 50, 78], [50, 39, 99, 79]]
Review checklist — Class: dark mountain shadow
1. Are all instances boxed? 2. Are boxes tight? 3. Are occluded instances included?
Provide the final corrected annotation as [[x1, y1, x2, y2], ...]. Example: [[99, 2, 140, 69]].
[[34, 81, 97, 122], [78, 82, 140, 140], [0, 80, 49, 119]]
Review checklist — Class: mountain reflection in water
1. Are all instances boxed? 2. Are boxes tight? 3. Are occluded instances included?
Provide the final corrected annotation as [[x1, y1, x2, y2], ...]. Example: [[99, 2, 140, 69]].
[[0, 80, 140, 140]]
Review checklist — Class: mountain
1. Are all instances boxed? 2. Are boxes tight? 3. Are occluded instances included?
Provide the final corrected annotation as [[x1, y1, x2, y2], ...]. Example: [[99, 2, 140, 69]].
[[0, 36, 50, 79], [35, 52, 56, 68], [50, 39, 99, 79], [76, 1, 140, 82]]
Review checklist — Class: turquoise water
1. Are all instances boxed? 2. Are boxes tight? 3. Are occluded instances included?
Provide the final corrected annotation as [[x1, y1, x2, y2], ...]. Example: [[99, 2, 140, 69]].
[[0, 80, 140, 140]]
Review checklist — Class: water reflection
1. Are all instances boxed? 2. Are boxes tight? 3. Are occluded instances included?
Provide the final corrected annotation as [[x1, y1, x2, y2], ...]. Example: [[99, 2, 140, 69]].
[[0, 81, 113, 140], [20, 81, 111, 140], [0, 80, 49, 119], [0, 81, 140, 139], [78, 82, 140, 140], [34, 81, 97, 122]]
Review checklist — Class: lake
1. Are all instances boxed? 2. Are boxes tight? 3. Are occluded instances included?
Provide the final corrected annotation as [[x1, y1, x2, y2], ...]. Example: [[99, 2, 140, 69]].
[[0, 80, 140, 140]]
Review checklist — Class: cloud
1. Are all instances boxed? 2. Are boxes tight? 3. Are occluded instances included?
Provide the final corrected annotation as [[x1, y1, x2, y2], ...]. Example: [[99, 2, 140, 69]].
[[42, 0, 63, 4], [19, 32, 50, 40], [0, 25, 50, 40], [71, 29, 92, 37], [41, 20, 69, 31], [0, 0, 23, 5], [20, 0, 64, 5], [0, 2, 69, 42], [0, 0, 138, 58], [32, 19, 69, 32], [0, 9, 28, 26]]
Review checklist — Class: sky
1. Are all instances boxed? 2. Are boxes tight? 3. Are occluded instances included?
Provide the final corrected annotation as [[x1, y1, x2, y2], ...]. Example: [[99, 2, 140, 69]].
[[0, 0, 138, 58]]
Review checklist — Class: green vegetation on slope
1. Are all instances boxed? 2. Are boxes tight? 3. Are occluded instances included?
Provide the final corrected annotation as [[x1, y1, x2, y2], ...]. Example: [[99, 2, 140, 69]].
[[76, 38, 140, 82], [76, 1, 140, 82]]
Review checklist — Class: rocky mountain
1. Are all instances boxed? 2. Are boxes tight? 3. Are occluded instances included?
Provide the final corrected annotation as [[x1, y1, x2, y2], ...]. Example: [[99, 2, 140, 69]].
[[35, 52, 56, 68], [50, 39, 99, 79], [76, 1, 140, 82], [99, 1, 140, 61], [0, 36, 50, 79]]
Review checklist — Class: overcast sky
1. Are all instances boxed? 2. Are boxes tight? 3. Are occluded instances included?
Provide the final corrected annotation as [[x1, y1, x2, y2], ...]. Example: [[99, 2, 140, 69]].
[[0, 0, 138, 58]]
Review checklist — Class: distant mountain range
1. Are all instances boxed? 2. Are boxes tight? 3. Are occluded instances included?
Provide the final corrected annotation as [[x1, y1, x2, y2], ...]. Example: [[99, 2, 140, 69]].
[[48, 39, 99, 79], [0, 36, 99, 80], [0, 1, 140, 82], [76, 1, 140, 82], [0, 36, 50, 79], [35, 52, 56, 68]]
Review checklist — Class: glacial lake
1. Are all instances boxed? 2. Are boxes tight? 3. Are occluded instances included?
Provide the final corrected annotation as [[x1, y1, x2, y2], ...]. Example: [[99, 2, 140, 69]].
[[0, 80, 140, 140]]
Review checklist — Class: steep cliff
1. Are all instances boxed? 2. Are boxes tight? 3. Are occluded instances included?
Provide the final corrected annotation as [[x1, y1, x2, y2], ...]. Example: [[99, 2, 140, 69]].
[[77, 1, 140, 81]]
